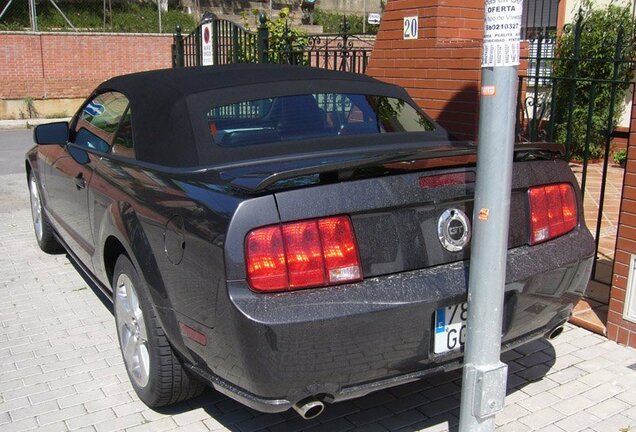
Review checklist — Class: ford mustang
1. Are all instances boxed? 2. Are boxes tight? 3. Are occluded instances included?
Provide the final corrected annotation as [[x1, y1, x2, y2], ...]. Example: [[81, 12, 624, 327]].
[[25, 64, 594, 419]]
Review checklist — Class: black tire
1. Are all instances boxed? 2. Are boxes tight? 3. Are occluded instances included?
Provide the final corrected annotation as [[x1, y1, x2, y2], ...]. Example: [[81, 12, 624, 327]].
[[28, 171, 63, 254], [112, 255, 205, 407]]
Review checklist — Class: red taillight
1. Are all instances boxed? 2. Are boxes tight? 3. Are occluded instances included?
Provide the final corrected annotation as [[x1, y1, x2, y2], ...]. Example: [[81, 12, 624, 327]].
[[528, 183, 578, 245], [318, 217, 362, 284], [245, 225, 288, 291], [245, 216, 362, 292], [283, 221, 325, 288], [419, 172, 476, 189]]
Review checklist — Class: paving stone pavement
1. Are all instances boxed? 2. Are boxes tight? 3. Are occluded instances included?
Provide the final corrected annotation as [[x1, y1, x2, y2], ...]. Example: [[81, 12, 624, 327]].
[[2, 170, 636, 432]]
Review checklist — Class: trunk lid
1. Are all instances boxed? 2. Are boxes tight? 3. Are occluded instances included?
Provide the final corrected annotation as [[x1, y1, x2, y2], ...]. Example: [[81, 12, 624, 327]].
[[267, 144, 569, 278], [213, 141, 570, 279]]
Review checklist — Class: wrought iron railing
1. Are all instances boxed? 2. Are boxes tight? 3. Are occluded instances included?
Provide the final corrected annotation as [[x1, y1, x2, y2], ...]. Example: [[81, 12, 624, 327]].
[[172, 13, 373, 73], [516, 10, 635, 283], [288, 34, 372, 72], [516, 14, 634, 155], [266, 16, 373, 72], [173, 15, 264, 67]]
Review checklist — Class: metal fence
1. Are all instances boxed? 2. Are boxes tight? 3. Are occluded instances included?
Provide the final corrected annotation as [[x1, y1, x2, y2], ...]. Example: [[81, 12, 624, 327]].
[[293, 17, 373, 73], [173, 14, 265, 67], [173, 13, 374, 73], [516, 10, 635, 284], [520, 0, 558, 40], [0, 0, 194, 33]]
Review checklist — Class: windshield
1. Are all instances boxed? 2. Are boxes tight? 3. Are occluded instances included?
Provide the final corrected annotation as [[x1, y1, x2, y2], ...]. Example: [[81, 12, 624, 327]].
[[205, 93, 437, 147]]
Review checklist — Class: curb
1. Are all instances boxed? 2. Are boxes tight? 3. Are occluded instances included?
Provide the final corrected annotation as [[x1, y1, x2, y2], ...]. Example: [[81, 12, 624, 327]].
[[0, 118, 71, 130]]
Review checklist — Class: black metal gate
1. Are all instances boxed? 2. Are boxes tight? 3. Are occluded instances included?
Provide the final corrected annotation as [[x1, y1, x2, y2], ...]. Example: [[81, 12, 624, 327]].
[[516, 10, 635, 287], [172, 14, 373, 73]]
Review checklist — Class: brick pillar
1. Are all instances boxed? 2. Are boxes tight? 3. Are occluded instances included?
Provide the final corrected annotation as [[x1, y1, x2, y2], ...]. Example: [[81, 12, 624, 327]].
[[607, 89, 636, 348], [366, 0, 484, 140]]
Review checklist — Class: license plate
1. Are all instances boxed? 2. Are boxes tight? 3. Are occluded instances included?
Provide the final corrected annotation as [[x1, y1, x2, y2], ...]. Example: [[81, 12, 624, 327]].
[[434, 303, 468, 354]]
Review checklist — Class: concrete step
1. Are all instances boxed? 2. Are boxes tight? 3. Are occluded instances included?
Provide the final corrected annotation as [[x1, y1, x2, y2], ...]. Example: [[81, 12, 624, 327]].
[[569, 287, 609, 336]]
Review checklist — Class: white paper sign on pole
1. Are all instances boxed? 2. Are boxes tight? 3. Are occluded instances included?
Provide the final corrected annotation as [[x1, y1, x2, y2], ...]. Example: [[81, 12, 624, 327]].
[[201, 22, 214, 66], [481, 0, 523, 67]]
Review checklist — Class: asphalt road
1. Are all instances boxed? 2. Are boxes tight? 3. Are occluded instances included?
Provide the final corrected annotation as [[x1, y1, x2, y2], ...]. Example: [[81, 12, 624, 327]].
[[0, 128, 33, 175]]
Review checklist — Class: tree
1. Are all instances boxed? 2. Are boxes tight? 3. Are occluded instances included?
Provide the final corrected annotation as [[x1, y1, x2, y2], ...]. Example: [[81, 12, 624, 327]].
[[266, 7, 308, 64], [237, 8, 308, 65], [552, 0, 635, 160]]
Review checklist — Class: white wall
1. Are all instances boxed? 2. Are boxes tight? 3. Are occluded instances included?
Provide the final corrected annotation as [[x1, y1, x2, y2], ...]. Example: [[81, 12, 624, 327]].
[[563, 0, 634, 23]]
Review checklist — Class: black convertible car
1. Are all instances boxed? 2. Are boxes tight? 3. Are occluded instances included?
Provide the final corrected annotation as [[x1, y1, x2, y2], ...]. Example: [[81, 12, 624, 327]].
[[26, 64, 594, 419]]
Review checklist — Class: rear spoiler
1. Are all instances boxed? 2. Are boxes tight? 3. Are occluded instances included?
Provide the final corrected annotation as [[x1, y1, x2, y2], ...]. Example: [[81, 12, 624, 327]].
[[514, 142, 565, 161], [216, 142, 565, 193]]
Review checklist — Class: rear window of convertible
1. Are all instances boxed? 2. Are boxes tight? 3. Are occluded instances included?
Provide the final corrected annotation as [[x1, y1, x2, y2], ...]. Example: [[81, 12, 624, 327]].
[[205, 93, 436, 147]]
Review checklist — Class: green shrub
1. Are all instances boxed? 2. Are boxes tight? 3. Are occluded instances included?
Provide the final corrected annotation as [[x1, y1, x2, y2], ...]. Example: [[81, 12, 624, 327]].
[[267, 8, 309, 64], [0, 1, 196, 33], [312, 9, 378, 34], [234, 8, 308, 65], [613, 148, 627, 166], [21, 96, 37, 119], [552, 0, 636, 161]]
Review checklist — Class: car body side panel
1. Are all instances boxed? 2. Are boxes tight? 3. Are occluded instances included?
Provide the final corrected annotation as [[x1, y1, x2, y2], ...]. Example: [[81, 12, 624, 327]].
[[28, 143, 238, 365], [86, 158, 252, 353], [37, 144, 96, 266]]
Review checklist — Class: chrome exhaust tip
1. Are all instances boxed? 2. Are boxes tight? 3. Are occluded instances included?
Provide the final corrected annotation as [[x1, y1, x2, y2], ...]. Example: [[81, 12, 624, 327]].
[[548, 325, 564, 340], [293, 399, 325, 420]]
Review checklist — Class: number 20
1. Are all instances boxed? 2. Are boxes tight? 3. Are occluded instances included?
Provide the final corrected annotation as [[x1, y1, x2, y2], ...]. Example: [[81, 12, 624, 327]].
[[404, 17, 418, 40]]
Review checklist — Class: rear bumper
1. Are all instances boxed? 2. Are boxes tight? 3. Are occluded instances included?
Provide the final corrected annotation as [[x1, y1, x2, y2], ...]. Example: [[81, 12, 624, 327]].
[[188, 312, 572, 413], [187, 228, 594, 413]]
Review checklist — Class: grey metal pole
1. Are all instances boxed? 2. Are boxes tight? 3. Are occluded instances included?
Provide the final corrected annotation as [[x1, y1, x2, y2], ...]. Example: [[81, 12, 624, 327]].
[[363, 0, 366, 34], [458, 1, 523, 431], [0, 0, 15, 22], [48, 0, 77, 31], [157, 0, 163, 33], [28, 0, 37, 32]]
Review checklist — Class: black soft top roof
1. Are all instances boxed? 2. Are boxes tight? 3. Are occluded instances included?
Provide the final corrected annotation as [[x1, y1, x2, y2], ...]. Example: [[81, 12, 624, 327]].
[[98, 64, 390, 101], [95, 64, 420, 167]]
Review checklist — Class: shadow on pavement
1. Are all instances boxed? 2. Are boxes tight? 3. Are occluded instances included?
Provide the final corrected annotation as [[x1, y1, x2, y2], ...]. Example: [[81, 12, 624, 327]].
[[146, 340, 556, 432], [66, 253, 114, 315]]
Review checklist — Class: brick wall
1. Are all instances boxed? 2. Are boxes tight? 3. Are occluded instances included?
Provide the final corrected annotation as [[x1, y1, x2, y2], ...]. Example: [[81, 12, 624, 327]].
[[608, 91, 636, 348], [365, 0, 484, 140], [0, 32, 173, 100]]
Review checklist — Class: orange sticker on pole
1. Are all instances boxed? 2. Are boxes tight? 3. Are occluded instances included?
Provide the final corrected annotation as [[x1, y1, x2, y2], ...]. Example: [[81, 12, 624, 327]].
[[481, 86, 496, 96]]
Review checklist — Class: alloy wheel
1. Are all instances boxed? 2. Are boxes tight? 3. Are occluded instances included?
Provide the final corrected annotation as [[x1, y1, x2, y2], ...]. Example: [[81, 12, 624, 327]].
[[29, 175, 43, 242], [115, 273, 150, 388]]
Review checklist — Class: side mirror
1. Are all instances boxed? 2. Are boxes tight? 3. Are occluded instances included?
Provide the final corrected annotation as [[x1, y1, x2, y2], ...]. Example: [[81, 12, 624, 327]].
[[34, 122, 69, 145]]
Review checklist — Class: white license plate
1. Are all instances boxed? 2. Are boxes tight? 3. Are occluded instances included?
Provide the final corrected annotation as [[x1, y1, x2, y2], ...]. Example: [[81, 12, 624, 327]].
[[434, 303, 468, 354]]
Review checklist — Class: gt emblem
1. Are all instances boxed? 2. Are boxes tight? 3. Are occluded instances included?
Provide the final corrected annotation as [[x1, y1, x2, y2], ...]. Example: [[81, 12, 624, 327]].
[[437, 209, 471, 252]]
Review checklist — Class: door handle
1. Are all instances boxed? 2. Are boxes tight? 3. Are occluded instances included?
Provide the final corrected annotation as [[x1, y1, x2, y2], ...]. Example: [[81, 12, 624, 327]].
[[74, 173, 86, 190]]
